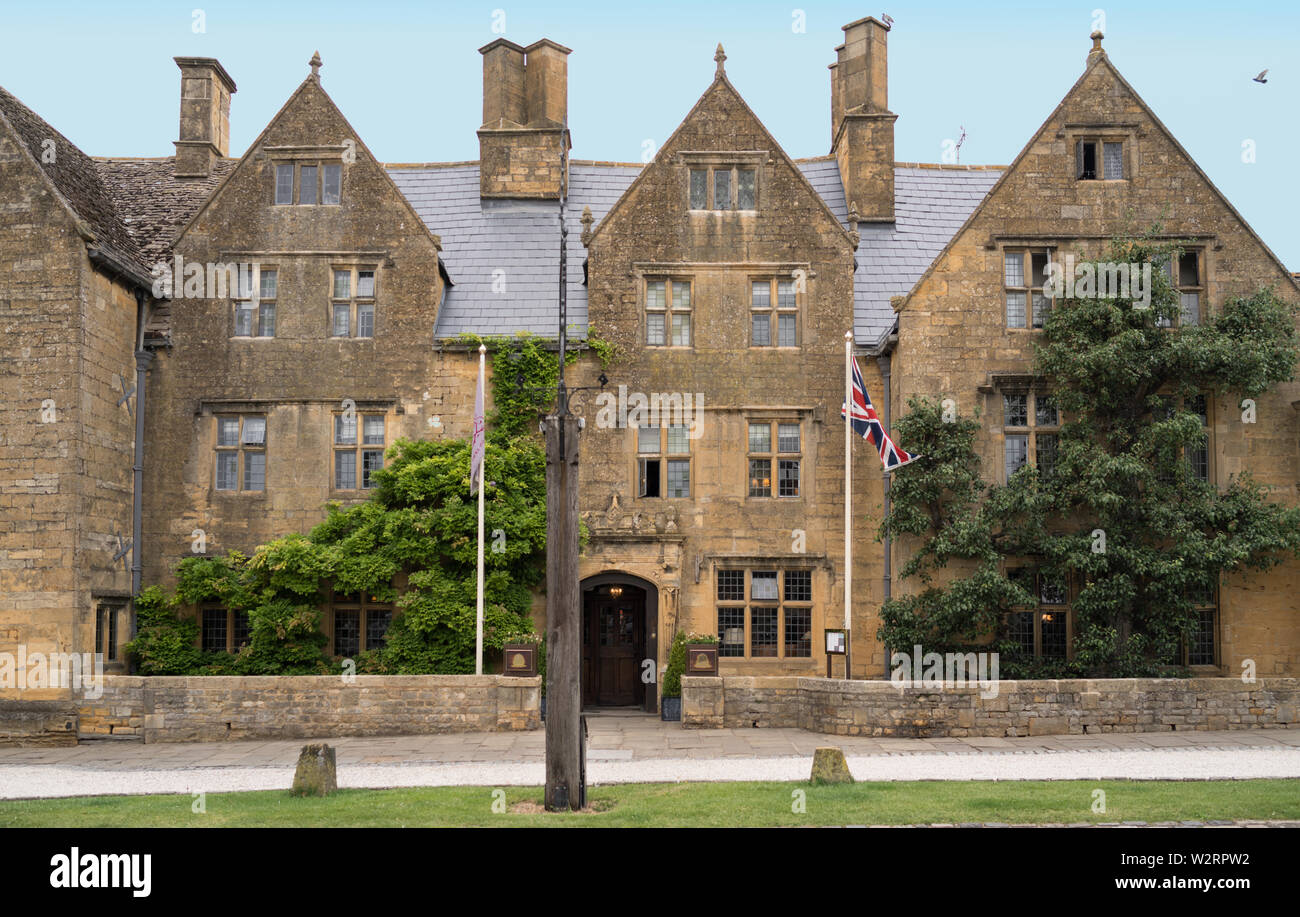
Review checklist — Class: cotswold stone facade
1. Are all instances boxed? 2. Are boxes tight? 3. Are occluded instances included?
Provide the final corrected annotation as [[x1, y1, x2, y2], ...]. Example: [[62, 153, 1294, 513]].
[[1, 18, 1296, 716]]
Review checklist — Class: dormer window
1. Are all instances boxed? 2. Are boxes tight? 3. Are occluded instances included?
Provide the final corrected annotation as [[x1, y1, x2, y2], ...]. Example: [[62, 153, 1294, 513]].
[[1076, 139, 1123, 180]]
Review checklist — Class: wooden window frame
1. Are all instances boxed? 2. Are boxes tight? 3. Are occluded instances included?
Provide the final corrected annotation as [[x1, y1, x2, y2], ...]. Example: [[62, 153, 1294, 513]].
[[1006, 566, 1073, 660], [715, 568, 817, 660], [747, 419, 802, 499], [644, 277, 692, 348], [199, 604, 251, 654], [326, 589, 394, 658], [214, 414, 267, 493]]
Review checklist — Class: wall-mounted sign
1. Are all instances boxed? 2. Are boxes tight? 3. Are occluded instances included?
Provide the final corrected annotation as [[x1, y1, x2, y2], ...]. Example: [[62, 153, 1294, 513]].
[[502, 643, 538, 677], [686, 643, 718, 676]]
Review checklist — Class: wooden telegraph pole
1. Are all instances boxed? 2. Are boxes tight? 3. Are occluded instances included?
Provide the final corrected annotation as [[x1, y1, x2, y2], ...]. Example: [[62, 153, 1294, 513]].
[[544, 118, 584, 811]]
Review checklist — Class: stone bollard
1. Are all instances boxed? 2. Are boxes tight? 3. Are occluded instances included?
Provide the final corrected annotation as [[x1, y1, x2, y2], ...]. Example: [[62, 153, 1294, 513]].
[[810, 746, 854, 785], [290, 743, 338, 797]]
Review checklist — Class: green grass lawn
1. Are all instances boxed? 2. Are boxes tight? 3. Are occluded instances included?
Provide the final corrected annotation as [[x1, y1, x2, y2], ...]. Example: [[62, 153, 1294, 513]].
[[2, 779, 1298, 827]]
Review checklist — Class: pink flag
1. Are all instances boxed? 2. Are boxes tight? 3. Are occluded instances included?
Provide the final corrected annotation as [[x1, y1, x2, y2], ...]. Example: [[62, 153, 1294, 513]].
[[470, 357, 485, 494]]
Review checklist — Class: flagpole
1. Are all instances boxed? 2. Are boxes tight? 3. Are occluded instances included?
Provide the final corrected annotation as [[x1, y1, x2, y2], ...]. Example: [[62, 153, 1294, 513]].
[[843, 330, 853, 680], [475, 343, 486, 676]]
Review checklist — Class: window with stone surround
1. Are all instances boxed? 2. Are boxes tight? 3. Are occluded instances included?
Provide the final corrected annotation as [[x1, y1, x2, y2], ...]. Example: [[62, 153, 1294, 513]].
[[215, 414, 266, 492], [200, 605, 251, 654], [715, 568, 815, 659], [1156, 250, 1203, 328], [1184, 582, 1218, 667], [747, 419, 801, 498], [327, 589, 393, 658], [331, 267, 377, 338], [688, 164, 757, 211], [275, 161, 342, 205], [334, 413, 386, 490], [1001, 392, 1059, 482], [750, 277, 799, 347], [1004, 249, 1053, 329], [1075, 138, 1123, 181], [233, 266, 277, 338], [94, 600, 124, 663], [1006, 566, 1071, 660], [636, 423, 691, 498], [645, 278, 691, 347]]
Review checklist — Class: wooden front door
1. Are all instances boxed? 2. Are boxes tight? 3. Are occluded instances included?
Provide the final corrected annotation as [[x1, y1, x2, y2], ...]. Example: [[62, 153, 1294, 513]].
[[582, 585, 644, 707]]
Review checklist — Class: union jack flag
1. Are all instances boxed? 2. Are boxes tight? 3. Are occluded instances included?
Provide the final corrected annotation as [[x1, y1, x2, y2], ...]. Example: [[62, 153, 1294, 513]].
[[841, 356, 919, 471]]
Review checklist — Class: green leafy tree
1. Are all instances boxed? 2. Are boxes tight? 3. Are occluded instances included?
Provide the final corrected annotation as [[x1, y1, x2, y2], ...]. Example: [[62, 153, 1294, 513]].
[[881, 233, 1300, 677]]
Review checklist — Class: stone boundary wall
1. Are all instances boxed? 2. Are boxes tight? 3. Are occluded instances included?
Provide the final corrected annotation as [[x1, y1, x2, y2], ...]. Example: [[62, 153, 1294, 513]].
[[682, 676, 1299, 737], [75, 675, 541, 743], [0, 700, 80, 746]]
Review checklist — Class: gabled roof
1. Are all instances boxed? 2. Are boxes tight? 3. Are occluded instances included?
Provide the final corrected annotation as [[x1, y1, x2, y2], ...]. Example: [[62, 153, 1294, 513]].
[[0, 84, 146, 277], [894, 49, 1300, 321]]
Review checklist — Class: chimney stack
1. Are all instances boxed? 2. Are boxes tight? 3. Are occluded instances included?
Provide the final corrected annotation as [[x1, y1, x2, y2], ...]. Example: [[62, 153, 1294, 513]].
[[173, 57, 236, 179], [477, 38, 571, 200], [830, 17, 895, 223]]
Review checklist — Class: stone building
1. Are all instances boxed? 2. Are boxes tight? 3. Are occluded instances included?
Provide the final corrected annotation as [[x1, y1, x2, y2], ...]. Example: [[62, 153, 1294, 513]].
[[1, 18, 1296, 711]]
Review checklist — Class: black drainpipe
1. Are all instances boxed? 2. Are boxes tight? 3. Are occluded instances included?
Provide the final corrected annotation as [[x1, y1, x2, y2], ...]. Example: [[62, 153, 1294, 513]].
[[130, 289, 153, 658], [876, 351, 892, 678]]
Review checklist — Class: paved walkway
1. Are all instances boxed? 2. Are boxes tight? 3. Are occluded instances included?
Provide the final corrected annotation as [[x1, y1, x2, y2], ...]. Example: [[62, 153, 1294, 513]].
[[1, 714, 1298, 799]]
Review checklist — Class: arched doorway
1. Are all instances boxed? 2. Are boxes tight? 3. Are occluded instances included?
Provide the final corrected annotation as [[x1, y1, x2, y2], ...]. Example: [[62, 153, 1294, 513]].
[[581, 573, 658, 712]]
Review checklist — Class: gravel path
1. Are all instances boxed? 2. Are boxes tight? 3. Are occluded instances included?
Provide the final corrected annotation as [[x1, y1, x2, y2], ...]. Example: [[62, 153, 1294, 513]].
[[3, 744, 1298, 799]]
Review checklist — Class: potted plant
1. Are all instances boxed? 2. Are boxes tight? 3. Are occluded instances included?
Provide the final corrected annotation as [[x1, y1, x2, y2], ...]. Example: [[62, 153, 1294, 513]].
[[660, 631, 718, 721]]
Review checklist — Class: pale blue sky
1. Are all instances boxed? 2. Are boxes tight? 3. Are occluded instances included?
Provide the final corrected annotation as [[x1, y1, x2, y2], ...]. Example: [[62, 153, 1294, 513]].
[[2, 0, 1296, 265]]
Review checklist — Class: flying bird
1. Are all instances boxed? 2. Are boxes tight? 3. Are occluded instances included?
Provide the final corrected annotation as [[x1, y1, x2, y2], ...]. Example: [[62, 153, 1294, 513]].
[[881, 13, 894, 27], [1253, 69, 1268, 83]]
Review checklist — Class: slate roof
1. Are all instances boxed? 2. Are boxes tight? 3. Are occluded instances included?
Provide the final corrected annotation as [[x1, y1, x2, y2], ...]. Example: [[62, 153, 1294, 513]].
[[0, 85, 144, 274], [388, 162, 641, 339], [390, 157, 1001, 348], [798, 157, 1003, 347]]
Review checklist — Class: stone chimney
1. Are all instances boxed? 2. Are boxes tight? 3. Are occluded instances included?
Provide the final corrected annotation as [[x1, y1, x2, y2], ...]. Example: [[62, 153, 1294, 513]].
[[173, 57, 236, 179], [477, 38, 571, 199], [830, 17, 896, 223]]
